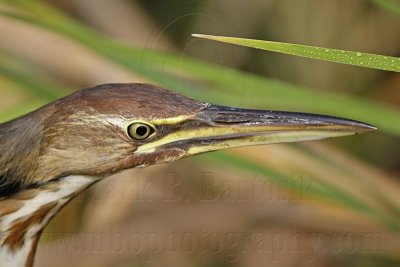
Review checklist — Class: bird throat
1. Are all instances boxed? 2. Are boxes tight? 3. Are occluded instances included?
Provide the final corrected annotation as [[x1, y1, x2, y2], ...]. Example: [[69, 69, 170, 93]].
[[0, 175, 95, 267]]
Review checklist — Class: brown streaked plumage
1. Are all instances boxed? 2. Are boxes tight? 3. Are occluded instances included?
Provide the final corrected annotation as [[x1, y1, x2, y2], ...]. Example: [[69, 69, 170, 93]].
[[0, 83, 376, 267], [0, 200, 23, 217], [3, 202, 57, 253]]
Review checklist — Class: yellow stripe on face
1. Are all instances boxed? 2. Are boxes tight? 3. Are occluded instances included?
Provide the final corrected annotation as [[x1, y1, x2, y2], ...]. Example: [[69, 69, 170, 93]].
[[149, 114, 195, 125], [123, 115, 195, 137], [136, 124, 346, 154]]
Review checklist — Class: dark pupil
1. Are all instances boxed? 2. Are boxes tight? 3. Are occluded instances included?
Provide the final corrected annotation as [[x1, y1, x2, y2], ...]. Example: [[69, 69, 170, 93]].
[[136, 126, 148, 136]]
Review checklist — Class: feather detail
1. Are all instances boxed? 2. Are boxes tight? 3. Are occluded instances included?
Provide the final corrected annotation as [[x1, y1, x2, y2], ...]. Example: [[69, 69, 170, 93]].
[[0, 176, 95, 267]]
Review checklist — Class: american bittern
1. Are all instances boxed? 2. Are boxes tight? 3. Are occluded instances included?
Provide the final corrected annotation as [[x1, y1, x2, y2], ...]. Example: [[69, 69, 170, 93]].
[[0, 83, 375, 266]]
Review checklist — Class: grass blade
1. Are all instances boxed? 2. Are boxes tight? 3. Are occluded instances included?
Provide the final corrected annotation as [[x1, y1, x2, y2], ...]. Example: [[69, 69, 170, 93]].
[[192, 34, 400, 72]]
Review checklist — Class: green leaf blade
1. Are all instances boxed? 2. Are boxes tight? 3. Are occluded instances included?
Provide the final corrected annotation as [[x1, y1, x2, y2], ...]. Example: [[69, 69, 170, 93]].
[[192, 34, 400, 72]]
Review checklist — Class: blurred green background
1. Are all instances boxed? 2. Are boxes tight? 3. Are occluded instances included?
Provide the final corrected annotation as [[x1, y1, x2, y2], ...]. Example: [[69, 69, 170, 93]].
[[1, 0, 400, 266]]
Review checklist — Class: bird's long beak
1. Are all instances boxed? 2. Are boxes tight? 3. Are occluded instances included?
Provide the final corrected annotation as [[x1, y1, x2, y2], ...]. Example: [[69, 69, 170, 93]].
[[137, 104, 376, 155]]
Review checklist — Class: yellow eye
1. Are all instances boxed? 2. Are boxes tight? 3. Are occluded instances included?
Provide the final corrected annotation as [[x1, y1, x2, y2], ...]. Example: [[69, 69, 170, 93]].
[[127, 122, 154, 140]]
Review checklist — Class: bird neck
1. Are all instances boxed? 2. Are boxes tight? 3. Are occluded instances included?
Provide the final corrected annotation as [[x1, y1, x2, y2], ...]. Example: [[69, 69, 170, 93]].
[[0, 111, 46, 195], [0, 175, 95, 267]]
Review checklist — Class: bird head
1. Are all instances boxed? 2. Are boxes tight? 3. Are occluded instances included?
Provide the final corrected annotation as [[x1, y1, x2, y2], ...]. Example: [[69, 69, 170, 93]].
[[0, 83, 375, 191], [0, 83, 377, 267]]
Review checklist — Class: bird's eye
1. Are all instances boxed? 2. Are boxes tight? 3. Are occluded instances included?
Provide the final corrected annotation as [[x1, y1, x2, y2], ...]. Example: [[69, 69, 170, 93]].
[[127, 122, 155, 140]]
